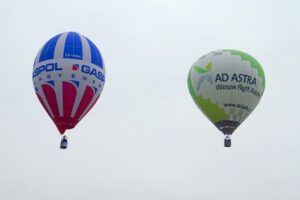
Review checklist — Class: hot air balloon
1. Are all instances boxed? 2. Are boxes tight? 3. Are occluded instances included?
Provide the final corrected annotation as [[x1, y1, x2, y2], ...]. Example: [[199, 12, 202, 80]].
[[188, 49, 265, 147], [32, 32, 105, 149]]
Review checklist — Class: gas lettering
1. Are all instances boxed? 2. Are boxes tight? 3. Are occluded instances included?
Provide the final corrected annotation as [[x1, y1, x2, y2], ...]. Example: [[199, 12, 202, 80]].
[[81, 65, 105, 81]]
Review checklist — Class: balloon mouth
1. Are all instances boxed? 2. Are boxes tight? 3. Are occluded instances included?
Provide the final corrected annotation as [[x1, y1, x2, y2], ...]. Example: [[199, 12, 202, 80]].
[[215, 120, 240, 135], [54, 117, 79, 135]]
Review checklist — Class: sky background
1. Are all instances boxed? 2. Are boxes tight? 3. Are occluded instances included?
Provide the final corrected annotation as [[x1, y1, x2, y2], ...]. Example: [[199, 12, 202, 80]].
[[0, 0, 300, 199]]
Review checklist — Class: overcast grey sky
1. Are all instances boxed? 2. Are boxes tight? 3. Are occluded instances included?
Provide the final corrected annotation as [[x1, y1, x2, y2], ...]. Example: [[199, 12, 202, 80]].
[[0, 0, 300, 199]]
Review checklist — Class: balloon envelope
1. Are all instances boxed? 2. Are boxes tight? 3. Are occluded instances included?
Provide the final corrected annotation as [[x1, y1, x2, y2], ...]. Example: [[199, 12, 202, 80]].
[[188, 49, 265, 135], [33, 32, 105, 134]]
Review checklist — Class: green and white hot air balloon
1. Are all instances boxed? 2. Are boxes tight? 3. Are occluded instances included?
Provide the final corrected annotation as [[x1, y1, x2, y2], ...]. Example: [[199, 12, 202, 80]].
[[188, 49, 266, 147]]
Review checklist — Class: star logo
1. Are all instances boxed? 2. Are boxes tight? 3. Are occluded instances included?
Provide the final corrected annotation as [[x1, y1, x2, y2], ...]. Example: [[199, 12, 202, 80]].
[[194, 63, 213, 91]]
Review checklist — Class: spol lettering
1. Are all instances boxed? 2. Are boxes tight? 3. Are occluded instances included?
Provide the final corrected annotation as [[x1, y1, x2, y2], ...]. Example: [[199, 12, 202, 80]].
[[32, 63, 62, 78]]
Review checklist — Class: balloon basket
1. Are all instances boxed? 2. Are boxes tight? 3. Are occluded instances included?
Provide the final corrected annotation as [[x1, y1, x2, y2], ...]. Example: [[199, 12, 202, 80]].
[[224, 135, 231, 148], [60, 135, 68, 149]]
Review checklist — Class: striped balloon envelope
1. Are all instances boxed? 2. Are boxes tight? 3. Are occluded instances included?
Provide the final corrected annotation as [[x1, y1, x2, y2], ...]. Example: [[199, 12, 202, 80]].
[[33, 32, 105, 135]]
